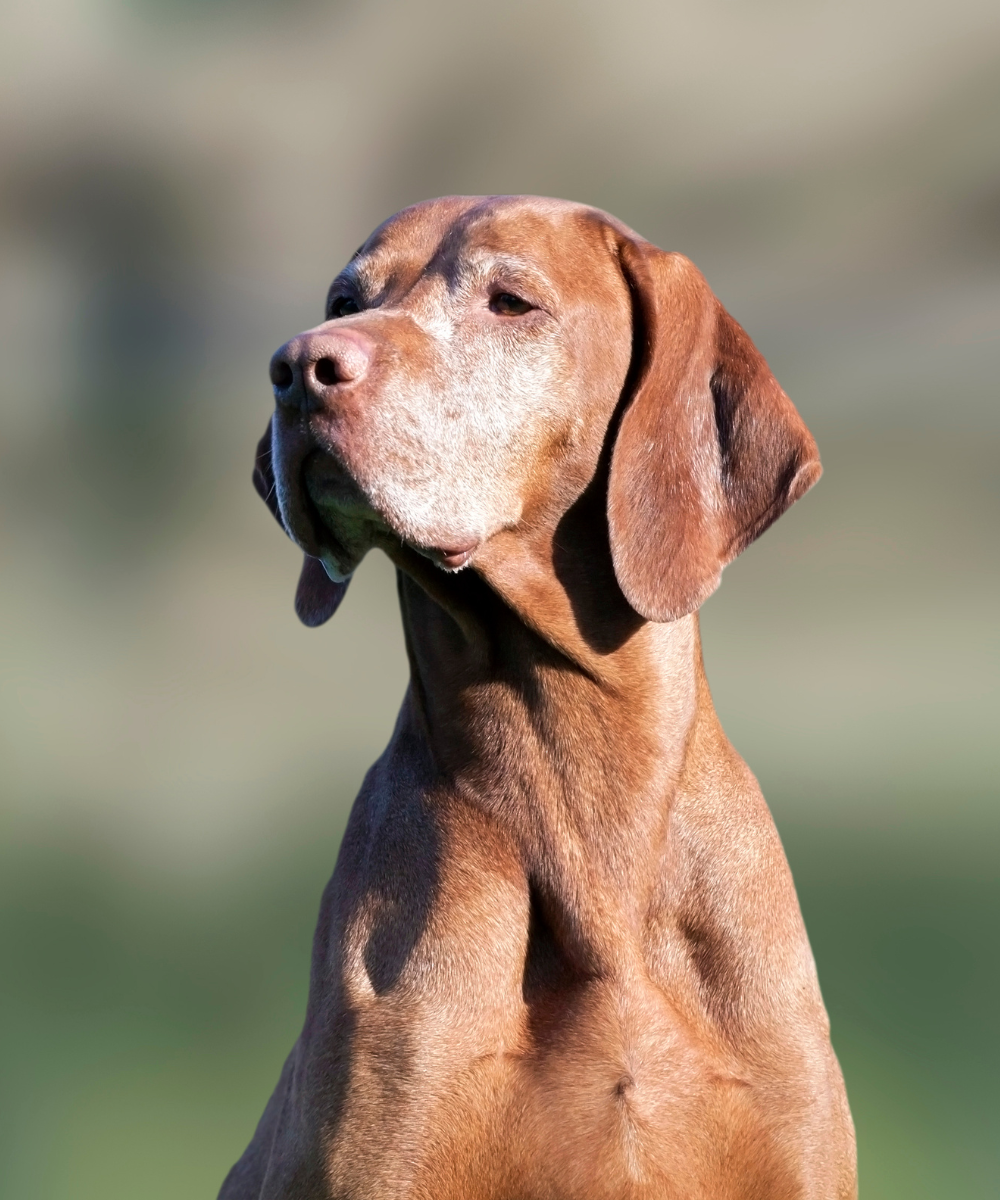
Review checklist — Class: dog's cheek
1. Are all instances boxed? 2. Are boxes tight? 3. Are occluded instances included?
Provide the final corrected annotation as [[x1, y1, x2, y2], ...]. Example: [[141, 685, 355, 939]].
[[370, 340, 562, 543]]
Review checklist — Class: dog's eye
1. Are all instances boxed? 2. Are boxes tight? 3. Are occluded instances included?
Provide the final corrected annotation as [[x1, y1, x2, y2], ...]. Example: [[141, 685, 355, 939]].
[[490, 292, 534, 316], [329, 296, 361, 319]]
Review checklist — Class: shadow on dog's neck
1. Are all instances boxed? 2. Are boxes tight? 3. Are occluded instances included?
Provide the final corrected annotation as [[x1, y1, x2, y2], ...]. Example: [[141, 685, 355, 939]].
[[378, 486, 714, 978], [381, 484, 708, 811]]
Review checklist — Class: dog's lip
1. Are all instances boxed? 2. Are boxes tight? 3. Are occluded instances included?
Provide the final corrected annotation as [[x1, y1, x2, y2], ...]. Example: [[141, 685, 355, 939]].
[[412, 541, 479, 570], [278, 453, 359, 564], [284, 485, 341, 561]]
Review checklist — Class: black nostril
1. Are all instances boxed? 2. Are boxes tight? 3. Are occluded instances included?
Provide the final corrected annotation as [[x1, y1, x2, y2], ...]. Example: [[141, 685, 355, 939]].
[[314, 357, 340, 386], [270, 359, 294, 389]]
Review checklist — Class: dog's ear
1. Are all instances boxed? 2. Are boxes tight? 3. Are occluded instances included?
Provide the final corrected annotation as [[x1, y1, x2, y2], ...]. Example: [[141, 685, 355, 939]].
[[607, 239, 821, 622], [253, 421, 350, 627]]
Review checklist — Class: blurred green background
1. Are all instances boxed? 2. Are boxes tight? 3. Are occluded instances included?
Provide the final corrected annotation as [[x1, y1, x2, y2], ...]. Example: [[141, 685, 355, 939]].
[[0, 1, 997, 1196]]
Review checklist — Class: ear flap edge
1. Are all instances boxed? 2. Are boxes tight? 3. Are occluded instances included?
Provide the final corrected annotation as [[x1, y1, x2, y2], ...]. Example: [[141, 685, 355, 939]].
[[607, 238, 821, 624]]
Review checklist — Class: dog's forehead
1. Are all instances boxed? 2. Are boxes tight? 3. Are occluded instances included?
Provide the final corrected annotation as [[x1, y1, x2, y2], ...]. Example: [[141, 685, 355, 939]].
[[344, 196, 615, 298]]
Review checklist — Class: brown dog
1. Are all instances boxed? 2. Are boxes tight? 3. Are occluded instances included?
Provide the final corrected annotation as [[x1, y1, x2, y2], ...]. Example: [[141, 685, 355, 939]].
[[221, 196, 856, 1199]]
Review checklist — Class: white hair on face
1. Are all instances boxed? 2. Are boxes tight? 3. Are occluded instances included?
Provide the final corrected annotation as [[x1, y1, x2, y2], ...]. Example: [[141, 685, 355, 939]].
[[338, 260, 571, 554]]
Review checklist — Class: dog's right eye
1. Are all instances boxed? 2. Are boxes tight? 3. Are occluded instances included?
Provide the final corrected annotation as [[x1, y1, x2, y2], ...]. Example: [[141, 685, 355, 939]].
[[490, 292, 534, 316], [329, 296, 361, 319]]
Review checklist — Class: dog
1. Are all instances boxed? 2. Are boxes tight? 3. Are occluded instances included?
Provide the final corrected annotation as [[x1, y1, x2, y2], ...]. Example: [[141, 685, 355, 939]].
[[221, 196, 856, 1199]]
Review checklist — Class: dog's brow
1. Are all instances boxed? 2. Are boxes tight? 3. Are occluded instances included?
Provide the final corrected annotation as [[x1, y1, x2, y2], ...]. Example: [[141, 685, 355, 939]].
[[445, 252, 553, 301], [329, 262, 378, 301], [469, 252, 540, 278], [328, 268, 355, 292]]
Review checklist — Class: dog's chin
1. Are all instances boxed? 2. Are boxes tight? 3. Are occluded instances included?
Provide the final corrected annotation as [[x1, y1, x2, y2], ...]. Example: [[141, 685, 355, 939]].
[[305, 500, 383, 581], [300, 454, 488, 579], [311, 506, 481, 579], [306, 474, 479, 575]]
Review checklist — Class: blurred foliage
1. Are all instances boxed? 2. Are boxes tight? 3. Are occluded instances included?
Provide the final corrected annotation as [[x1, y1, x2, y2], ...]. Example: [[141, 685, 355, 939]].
[[9, 151, 205, 553]]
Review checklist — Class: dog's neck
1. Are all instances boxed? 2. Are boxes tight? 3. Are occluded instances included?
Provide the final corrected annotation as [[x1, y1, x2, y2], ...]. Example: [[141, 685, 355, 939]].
[[385, 519, 711, 975], [385, 479, 708, 766]]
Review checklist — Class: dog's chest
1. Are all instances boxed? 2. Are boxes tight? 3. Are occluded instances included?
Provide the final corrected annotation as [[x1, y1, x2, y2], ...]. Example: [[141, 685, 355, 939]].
[[316, 872, 800, 1200], [276, 756, 841, 1200], [318, 967, 799, 1200]]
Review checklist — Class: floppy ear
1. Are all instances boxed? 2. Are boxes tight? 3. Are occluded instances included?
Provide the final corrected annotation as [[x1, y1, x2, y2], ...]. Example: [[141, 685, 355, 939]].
[[607, 239, 821, 622], [252, 421, 350, 627]]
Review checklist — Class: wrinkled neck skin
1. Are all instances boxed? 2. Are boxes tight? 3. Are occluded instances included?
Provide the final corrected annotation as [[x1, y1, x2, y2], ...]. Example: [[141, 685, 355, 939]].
[[377, 479, 707, 982]]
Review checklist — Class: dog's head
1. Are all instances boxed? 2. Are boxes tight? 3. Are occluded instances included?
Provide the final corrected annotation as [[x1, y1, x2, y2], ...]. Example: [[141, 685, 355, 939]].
[[254, 196, 820, 626]]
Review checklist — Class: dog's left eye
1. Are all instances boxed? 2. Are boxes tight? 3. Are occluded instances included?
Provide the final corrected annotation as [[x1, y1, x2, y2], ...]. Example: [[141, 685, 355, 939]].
[[490, 292, 534, 316], [329, 296, 361, 319]]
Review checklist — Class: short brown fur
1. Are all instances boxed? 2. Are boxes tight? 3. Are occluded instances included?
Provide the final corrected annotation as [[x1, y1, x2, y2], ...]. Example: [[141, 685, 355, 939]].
[[226, 196, 855, 1200]]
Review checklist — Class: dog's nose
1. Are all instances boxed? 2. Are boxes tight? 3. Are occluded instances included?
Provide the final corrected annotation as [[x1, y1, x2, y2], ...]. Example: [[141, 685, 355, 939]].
[[269, 328, 374, 411]]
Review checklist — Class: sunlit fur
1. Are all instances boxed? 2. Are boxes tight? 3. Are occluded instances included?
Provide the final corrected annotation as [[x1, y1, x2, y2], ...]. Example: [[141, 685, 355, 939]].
[[228, 196, 855, 1200]]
